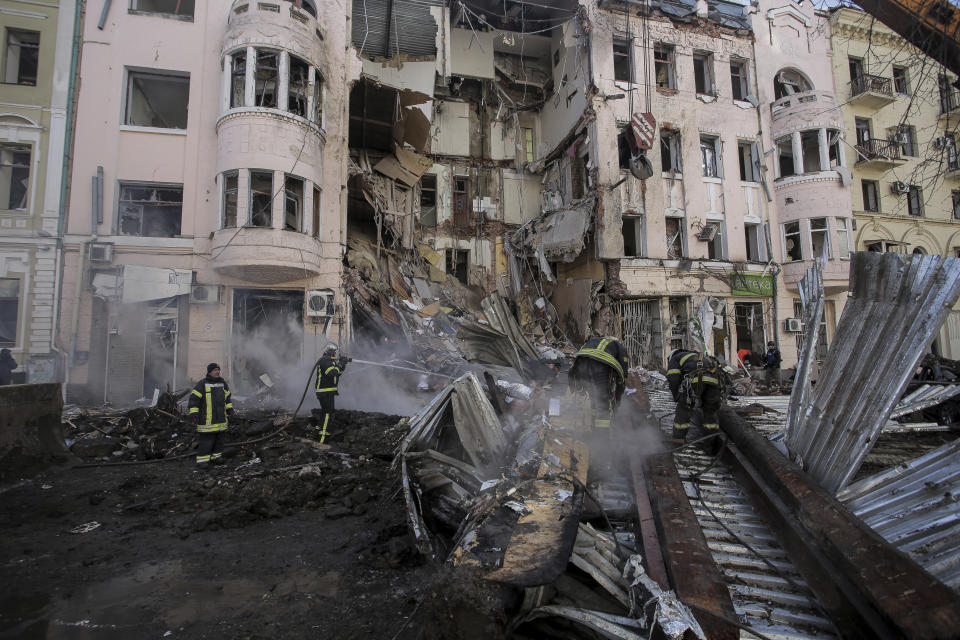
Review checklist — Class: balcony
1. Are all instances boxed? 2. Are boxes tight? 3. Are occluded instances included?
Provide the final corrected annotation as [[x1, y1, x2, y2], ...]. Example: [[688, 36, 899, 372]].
[[854, 138, 905, 168], [211, 227, 323, 284], [849, 74, 895, 108], [946, 158, 960, 179], [940, 91, 960, 117]]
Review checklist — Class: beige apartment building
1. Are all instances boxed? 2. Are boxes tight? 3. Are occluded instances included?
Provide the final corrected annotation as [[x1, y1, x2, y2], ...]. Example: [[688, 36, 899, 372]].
[[0, 0, 77, 382], [830, 6, 960, 358]]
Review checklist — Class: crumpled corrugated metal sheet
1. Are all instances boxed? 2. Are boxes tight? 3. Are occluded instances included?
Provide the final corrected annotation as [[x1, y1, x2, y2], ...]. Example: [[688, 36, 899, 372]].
[[785, 252, 960, 493], [889, 384, 960, 419], [351, 0, 441, 60], [786, 261, 824, 439], [837, 438, 960, 592]]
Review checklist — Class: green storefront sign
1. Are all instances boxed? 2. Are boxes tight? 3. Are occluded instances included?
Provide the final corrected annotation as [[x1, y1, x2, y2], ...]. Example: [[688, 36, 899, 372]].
[[731, 273, 773, 297]]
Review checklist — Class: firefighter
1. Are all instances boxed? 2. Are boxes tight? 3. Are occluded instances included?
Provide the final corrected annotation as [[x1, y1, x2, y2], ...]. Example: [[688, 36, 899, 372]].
[[666, 349, 724, 444], [188, 363, 234, 467], [568, 337, 629, 433], [314, 341, 350, 443]]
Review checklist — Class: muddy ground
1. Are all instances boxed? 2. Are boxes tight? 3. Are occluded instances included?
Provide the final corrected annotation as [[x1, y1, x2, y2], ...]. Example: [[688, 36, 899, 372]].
[[0, 408, 500, 640]]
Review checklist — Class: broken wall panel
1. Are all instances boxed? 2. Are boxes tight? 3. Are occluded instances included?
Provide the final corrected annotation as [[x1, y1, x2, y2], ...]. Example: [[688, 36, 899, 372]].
[[501, 169, 542, 224], [450, 28, 496, 79], [785, 252, 960, 493], [432, 101, 473, 157]]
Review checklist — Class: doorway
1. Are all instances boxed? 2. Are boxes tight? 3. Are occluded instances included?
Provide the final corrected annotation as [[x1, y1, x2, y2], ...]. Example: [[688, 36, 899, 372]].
[[232, 289, 304, 393]]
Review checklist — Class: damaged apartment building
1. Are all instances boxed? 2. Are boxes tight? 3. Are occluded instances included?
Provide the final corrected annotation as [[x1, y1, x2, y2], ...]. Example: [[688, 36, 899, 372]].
[[348, 0, 855, 370]]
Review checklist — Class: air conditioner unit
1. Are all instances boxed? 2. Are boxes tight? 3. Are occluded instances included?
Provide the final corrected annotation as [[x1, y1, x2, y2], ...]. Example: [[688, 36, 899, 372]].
[[890, 181, 910, 195], [190, 284, 222, 304], [89, 242, 114, 263], [306, 289, 335, 317], [697, 224, 719, 242], [784, 318, 803, 333]]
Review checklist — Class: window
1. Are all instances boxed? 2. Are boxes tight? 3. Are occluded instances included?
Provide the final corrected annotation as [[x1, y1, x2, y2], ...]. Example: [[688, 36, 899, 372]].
[[125, 70, 189, 129], [700, 135, 720, 177], [420, 174, 437, 226], [776, 137, 795, 177], [866, 240, 905, 253], [792, 299, 828, 361], [706, 223, 724, 259], [118, 183, 183, 237], [571, 155, 587, 199], [953, 190, 960, 220], [730, 59, 749, 101], [693, 52, 714, 95], [773, 69, 812, 99], [623, 215, 644, 257], [893, 66, 908, 94], [783, 221, 802, 262], [288, 55, 310, 118], [312, 74, 323, 125], [861, 179, 879, 212], [854, 118, 871, 147], [897, 126, 916, 157], [907, 185, 923, 217], [453, 177, 469, 227], [800, 130, 819, 173], [3, 30, 39, 86], [230, 51, 246, 108], [939, 75, 958, 113], [249, 170, 273, 227], [255, 50, 279, 108], [661, 130, 682, 173], [745, 223, 763, 261], [738, 141, 759, 182], [827, 129, 842, 167], [312, 186, 321, 237], [0, 278, 18, 347], [0, 143, 30, 211], [284, 175, 303, 231], [222, 171, 238, 228], [665, 217, 685, 259], [522, 127, 535, 163], [810, 217, 829, 259], [654, 44, 675, 90], [836, 218, 851, 259], [446, 249, 469, 284], [848, 57, 863, 84], [612, 38, 632, 83], [947, 133, 959, 170], [130, 0, 195, 17]]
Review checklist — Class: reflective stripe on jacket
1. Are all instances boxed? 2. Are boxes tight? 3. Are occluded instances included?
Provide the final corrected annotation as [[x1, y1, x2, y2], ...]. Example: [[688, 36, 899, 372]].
[[315, 355, 343, 393], [187, 376, 232, 432], [574, 337, 628, 384], [666, 350, 721, 400]]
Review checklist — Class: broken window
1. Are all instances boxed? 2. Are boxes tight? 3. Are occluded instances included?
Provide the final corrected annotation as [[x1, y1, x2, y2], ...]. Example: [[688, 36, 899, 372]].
[[836, 218, 851, 258], [776, 137, 795, 177], [734, 302, 765, 354], [810, 217, 829, 259], [420, 174, 437, 226], [522, 127, 535, 163], [800, 130, 819, 173], [312, 73, 323, 125], [125, 70, 189, 129], [230, 51, 246, 108], [669, 297, 689, 351], [745, 223, 763, 262], [118, 183, 183, 237], [654, 44, 675, 90], [893, 66, 908, 94], [854, 118, 871, 147], [129, 0, 195, 17], [861, 180, 879, 212], [254, 50, 279, 108], [896, 125, 916, 157], [288, 55, 310, 118], [706, 223, 724, 259], [613, 37, 633, 83], [453, 176, 469, 228], [738, 141, 759, 182], [661, 130, 681, 173], [940, 75, 958, 113], [783, 221, 802, 262], [866, 240, 905, 253], [730, 58, 749, 101], [828, 129, 842, 167], [907, 185, 923, 217], [693, 52, 714, 95], [249, 170, 273, 227], [773, 69, 812, 100], [284, 175, 304, 231], [0, 278, 19, 346], [312, 186, 321, 237], [0, 142, 30, 211], [446, 249, 469, 284], [848, 57, 864, 84], [622, 215, 644, 257], [700, 135, 720, 177], [222, 171, 238, 228], [3, 29, 39, 86], [665, 216, 685, 259]]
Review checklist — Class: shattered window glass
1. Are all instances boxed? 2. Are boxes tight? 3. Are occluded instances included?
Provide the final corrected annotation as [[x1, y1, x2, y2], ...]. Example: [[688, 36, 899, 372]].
[[118, 183, 183, 237], [693, 52, 714, 95], [0, 143, 30, 211], [125, 70, 189, 129], [222, 171, 238, 228], [783, 221, 802, 262], [254, 50, 279, 108], [654, 44, 675, 90], [284, 175, 304, 231], [810, 217, 829, 259], [730, 59, 748, 101], [661, 131, 681, 173], [706, 223, 724, 259], [665, 217, 684, 259], [774, 69, 812, 100], [230, 51, 246, 108], [700, 136, 720, 177], [249, 170, 274, 227], [289, 55, 310, 118]]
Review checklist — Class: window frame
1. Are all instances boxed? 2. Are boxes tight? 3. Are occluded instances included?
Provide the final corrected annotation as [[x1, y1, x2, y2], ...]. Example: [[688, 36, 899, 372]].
[[654, 43, 676, 90], [0, 142, 31, 212], [0, 277, 20, 348], [128, 0, 195, 19], [622, 214, 645, 258], [420, 174, 437, 226], [248, 169, 274, 228], [730, 58, 749, 102], [737, 140, 759, 182], [612, 37, 633, 84], [953, 190, 960, 221], [283, 174, 304, 232], [660, 130, 682, 174], [3, 29, 40, 86], [809, 217, 830, 260], [692, 51, 715, 96], [783, 220, 803, 262], [861, 179, 879, 212], [836, 218, 852, 259], [700, 135, 721, 178], [745, 222, 764, 262], [907, 185, 923, 217], [124, 68, 190, 130], [117, 181, 184, 238], [893, 66, 909, 94], [221, 170, 239, 228]]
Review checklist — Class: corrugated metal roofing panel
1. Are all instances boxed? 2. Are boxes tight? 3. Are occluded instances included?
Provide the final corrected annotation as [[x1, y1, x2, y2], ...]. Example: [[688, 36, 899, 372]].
[[352, 0, 441, 59]]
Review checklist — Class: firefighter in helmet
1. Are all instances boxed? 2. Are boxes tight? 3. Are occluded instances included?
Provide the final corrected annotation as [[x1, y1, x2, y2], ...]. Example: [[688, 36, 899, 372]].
[[314, 341, 350, 443], [666, 349, 724, 444], [568, 337, 630, 433]]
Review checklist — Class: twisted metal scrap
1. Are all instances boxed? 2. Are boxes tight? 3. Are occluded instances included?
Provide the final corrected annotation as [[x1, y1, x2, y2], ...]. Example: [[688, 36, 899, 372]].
[[785, 252, 960, 493], [785, 259, 824, 455]]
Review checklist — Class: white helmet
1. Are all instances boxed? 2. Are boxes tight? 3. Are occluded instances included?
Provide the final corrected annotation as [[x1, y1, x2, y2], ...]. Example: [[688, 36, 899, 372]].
[[323, 341, 339, 356], [668, 349, 683, 362]]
